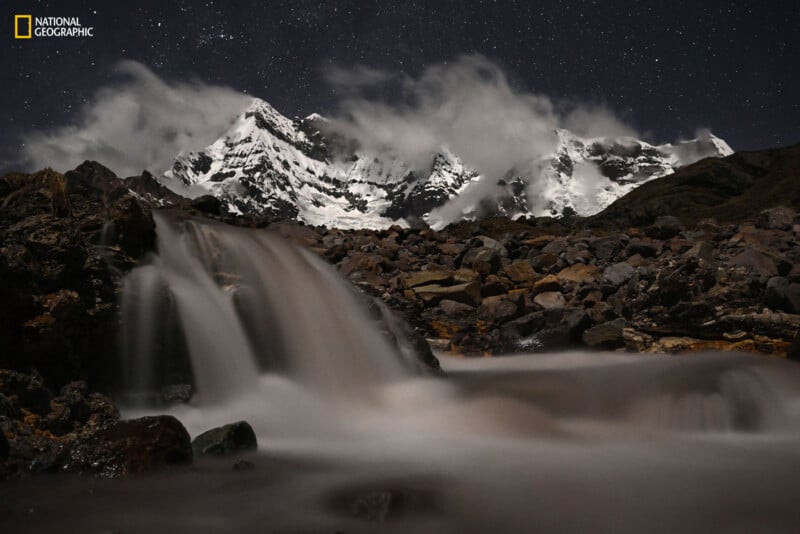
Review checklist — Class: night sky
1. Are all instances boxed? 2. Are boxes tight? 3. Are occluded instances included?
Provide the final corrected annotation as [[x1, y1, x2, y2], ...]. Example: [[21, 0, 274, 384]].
[[2, 0, 799, 173]]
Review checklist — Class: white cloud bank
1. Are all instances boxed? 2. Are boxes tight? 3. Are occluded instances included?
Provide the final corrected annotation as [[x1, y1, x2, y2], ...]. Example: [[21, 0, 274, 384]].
[[20, 61, 250, 176]]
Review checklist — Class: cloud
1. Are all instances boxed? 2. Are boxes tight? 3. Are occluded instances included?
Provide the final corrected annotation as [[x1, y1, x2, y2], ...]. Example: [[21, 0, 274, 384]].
[[324, 54, 639, 221], [19, 61, 250, 176]]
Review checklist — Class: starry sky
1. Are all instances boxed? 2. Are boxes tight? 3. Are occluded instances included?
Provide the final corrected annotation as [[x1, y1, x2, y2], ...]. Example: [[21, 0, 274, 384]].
[[2, 0, 798, 173]]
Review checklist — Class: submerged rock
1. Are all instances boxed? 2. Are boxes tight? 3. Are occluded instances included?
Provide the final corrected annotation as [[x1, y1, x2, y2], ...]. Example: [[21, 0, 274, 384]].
[[192, 421, 258, 457]]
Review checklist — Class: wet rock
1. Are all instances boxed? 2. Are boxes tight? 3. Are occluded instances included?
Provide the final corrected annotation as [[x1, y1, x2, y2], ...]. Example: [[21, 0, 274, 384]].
[[192, 421, 258, 457], [622, 328, 655, 352], [582, 318, 627, 348], [68, 415, 192, 476], [159, 384, 193, 405], [603, 262, 636, 287], [534, 291, 566, 310], [756, 207, 796, 231]]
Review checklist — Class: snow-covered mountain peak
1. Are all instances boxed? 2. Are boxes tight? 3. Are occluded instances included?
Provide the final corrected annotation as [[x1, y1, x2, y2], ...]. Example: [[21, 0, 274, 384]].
[[162, 98, 734, 229]]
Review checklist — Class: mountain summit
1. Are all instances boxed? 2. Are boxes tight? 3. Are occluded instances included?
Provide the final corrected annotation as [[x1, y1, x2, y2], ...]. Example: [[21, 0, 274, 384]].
[[163, 98, 733, 229]]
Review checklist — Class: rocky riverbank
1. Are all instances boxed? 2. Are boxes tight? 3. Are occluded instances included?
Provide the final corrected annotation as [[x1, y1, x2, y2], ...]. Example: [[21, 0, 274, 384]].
[[2, 146, 800, 477]]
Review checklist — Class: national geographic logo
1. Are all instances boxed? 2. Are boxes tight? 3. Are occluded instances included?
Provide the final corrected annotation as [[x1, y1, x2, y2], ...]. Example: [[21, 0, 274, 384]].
[[14, 14, 94, 39]]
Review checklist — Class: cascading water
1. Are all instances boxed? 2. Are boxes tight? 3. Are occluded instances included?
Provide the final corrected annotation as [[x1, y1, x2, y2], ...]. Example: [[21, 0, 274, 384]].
[[121, 212, 413, 406], [11, 212, 800, 533]]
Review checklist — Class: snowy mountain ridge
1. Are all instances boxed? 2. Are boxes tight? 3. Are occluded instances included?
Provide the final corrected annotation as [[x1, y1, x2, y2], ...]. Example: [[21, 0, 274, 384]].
[[162, 98, 733, 229]]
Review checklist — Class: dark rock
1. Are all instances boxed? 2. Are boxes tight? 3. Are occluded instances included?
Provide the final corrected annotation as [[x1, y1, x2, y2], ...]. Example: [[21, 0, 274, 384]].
[[582, 318, 627, 348], [590, 236, 626, 261], [481, 274, 511, 297], [603, 262, 636, 287], [192, 421, 258, 457], [502, 260, 537, 284], [645, 215, 684, 239], [159, 384, 193, 405], [684, 241, 715, 263], [413, 282, 481, 307], [439, 299, 475, 316], [728, 249, 778, 280], [477, 293, 524, 322], [626, 238, 660, 258], [534, 291, 566, 309], [68, 415, 192, 476], [756, 207, 796, 231], [0, 429, 8, 461], [190, 195, 222, 215]]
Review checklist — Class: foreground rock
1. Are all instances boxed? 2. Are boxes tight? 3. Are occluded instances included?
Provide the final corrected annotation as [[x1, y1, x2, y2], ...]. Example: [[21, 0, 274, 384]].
[[192, 421, 258, 457]]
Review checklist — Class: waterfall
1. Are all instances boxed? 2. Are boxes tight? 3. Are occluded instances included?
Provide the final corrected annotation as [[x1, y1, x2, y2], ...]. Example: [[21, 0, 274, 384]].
[[120, 212, 411, 405]]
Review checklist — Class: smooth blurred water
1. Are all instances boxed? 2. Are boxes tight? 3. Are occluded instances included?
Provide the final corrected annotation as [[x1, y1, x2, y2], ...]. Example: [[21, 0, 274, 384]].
[[5, 216, 800, 533]]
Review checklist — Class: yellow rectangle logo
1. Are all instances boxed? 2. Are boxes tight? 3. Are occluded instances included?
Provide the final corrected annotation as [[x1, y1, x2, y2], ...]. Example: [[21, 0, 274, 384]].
[[15, 14, 33, 39]]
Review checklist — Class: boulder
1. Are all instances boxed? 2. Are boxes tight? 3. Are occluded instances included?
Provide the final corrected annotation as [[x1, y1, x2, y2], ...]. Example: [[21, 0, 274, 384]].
[[192, 421, 258, 457], [684, 241, 715, 263], [590, 236, 626, 261], [755, 207, 796, 231], [68, 415, 193, 476], [582, 318, 627, 348], [529, 252, 560, 271]]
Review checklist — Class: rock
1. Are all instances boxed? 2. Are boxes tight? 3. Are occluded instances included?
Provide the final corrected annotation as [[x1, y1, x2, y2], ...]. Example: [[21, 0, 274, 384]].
[[590, 236, 626, 261], [534, 291, 566, 310], [0, 429, 8, 461], [557, 264, 600, 284], [623, 328, 654, 352], [684, 241, 715, 263], [477, 293, 524, 322], [755, 207, 796, 231], [728, 249, 778, 280], [603, 262, 636, 287], [190, 195, 222, 215], [331, 485, 439, 522], [404, 270, 453, 289], [626, 238, 660, 258], [453, 268, 480, 283], [502, 260, 537, 284], [532, 274, 562, 294], [439, 299, 475, 316], [413, 282, 481, 307], [159, 384, 193, 405], [645, 215, 684, 239], [192, 421, 258, 457], [68, 415, 192, 476], [481, 274, 511, 297], [582, 318, 627, 348], [529, 252, 560, 272], [469, 247, 502, 276]]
